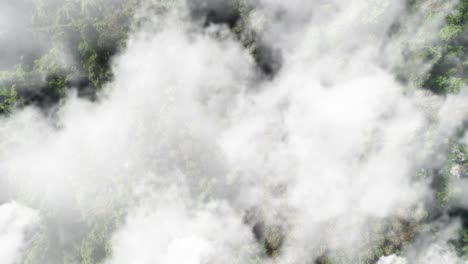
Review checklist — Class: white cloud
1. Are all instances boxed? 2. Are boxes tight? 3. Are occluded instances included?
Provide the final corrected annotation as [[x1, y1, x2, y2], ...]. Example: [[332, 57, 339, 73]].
[[0, 202, 39, 264], [378, 254, 408, 264], [0, 0, 466, 263]]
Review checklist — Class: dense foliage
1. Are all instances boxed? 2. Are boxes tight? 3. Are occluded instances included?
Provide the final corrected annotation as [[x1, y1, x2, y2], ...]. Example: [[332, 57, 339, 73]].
[[0, 0, 137, 112]]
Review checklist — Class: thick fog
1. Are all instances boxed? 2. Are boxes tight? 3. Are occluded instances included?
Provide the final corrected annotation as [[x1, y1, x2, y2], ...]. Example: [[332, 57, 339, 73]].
[[0, 0, 467, 263]]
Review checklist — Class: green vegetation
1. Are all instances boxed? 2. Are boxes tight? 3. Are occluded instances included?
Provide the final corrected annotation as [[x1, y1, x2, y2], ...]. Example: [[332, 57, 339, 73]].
[[423, 0, 468, 94], [0, 0, 137, 109], [0, 86, 17, 114]]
